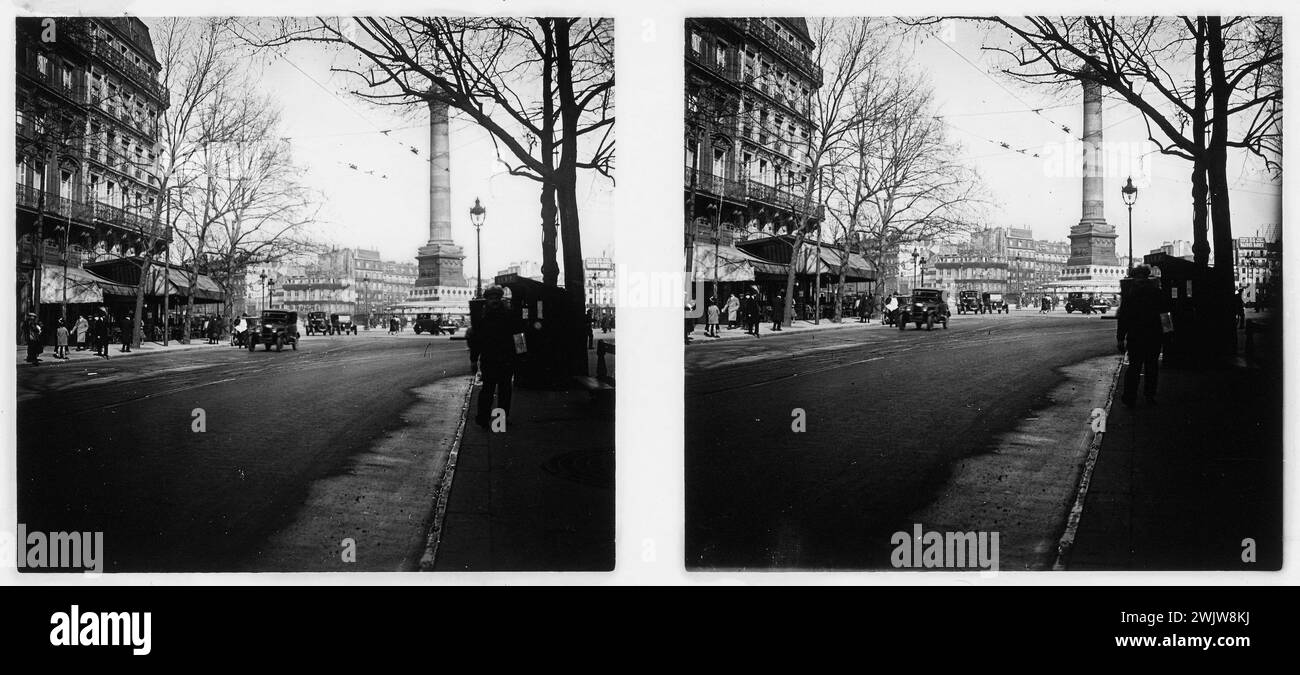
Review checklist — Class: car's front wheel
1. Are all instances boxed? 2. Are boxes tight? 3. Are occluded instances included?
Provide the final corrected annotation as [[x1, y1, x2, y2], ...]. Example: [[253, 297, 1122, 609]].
[[926, 314, 934, 331]]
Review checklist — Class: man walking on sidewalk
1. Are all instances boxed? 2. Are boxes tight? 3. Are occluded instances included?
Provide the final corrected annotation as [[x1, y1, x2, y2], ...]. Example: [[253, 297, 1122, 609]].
[[1116, 265, 1167, 406], [23, 313, 43, 365], [470, 285, 518, 429]]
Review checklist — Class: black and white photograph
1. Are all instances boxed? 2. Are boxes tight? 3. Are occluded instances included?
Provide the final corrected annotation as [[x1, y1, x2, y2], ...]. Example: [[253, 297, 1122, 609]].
[[684, 16, 1282, 571], [14, 15, 614, 572]]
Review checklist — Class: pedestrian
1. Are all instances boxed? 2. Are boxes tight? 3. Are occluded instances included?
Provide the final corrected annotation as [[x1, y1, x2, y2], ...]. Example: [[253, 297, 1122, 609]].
[[884, 294, 899, 326], [23, 313, 43, 365], [771, 294, 784, 332], [120, 313, 134, 352], [585, 309, 596, 348], [470, 285, 518, 429], [93, 314, 109, 358], [1041, 296, 1051, 314], [744, 293, 761, 338], [1116, 265, 1168, 407], [389, 316, 399, 335], [600, 313, 611, 334], [74, 314, 88, 351], [55, 317, 69, 359], [706, 297, 720, 338], [865, 293, 877, 324], [724, 293, 740, 330], [1234, 289, 1246, 329]]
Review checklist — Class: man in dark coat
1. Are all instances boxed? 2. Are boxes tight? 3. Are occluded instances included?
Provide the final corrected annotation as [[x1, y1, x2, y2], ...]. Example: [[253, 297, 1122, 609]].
[[771, 294, 784, 332], [743, 293, 761, 337], [93, 314, 110, 357], [23, 313, 43, 365], [119, 313, 134, 352], [1116, 265, 1167, 406], [470, 286, 518, 428]]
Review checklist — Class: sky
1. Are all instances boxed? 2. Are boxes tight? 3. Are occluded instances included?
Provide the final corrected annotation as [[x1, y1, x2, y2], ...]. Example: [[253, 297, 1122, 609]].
[[899, 20, 1282, 255], [149, 19, 614, 279]]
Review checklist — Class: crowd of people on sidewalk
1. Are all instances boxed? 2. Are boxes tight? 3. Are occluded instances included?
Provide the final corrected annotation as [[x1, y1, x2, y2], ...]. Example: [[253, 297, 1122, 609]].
[[22, 311, 139, 364]]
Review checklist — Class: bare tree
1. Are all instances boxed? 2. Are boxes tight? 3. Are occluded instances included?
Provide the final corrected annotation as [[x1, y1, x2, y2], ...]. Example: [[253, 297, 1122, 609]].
[[239, 17, 614, 375], [778, 18, 893, 327], [829, 77, 984, 320], [929, 16, 1281, 356]]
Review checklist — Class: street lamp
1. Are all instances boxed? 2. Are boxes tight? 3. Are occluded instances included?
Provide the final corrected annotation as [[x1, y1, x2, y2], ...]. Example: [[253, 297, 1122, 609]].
[[267, 278, 276, 310], [470, 197, 486, 298], [259, 270, 267, 313], [911, 248, 919, 291], [1121, 176, 1139, 270]]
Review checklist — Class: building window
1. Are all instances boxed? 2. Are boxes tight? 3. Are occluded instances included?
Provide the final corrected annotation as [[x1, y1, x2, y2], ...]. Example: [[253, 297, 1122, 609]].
[[690, 31, 701, 55], [36, 53, 49, 75], [715, 41, 728, 70]]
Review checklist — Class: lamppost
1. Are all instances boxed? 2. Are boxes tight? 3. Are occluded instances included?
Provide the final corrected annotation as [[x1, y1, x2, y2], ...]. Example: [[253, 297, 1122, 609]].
[[911, 248, 919, 291], [259, 270, 267, 313], [1121, 176, 1139, 271], [267, 277, 276, 310], [470, 197, 486, 297]]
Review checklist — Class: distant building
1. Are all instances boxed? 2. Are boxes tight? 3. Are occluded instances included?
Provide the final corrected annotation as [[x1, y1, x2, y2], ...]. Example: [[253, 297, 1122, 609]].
[[1148, 240, 1195, 261], [929, 227, 1069, 303], [1233, 236, 1280, 292], [280, 248, 420, 323], [584, 257, 615, 309], [494, 260, 545, 283]]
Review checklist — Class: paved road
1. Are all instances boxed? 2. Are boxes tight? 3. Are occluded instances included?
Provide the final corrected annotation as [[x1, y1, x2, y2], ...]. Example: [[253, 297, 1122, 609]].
[[685, 312, 1115, 569], [17, 334, 469, 572]]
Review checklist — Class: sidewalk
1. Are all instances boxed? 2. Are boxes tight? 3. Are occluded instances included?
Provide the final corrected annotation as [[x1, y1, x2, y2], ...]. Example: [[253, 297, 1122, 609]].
[[16, 338, 223, 366], [431, 344, 615, 571], [688, 316, 881, 343], [1065, 310, 1282, 570]]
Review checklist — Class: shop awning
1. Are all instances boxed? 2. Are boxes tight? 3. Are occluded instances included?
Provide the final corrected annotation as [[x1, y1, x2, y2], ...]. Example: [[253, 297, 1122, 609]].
[[796, 246, 874, 281], [691, 243, 787, 281], [40, 264, 136, 304]]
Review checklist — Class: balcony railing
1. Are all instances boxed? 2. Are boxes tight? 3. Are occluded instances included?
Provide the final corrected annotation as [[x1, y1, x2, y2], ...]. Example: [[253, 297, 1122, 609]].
[[686, 47, 743, 84], [685, 167, 821, 218], [90, 39, 168, 104], [16, 182, 167, 241], [739, 19, 824, 85], [685, 167, 748, 202], [17, 55, 88, 105]]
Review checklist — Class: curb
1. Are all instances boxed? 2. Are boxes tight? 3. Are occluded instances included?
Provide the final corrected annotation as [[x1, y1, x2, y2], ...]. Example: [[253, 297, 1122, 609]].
[[1051, 353, 1125, 570], [416, 374, 477, 571], [16, 341, 218, 366]]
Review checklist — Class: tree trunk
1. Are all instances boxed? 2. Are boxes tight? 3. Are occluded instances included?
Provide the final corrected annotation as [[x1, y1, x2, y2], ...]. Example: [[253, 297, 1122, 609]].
[[132, 254, 152, 347], [1190, 18, 1211, 272], [555, 20, 588, 376], [538, 19, 560, 287], [1205, 16, 1237, 358]]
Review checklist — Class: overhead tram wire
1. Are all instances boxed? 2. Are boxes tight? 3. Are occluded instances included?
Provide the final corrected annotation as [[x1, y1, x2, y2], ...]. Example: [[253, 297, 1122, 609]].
[[927, 26, 1088, 143]]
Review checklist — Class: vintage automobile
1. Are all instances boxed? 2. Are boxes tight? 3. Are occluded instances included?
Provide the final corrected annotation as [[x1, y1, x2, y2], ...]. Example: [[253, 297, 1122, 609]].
[[413, 312, 458, 335], [982, 291, 1009, 314], [956, 290, 982, 314], [330, 313, 358, 335], [305, 311, 329, 336], [247, 309, 300, 352], [1065, 292, 1111, 314], [898, 288, 950, 331]]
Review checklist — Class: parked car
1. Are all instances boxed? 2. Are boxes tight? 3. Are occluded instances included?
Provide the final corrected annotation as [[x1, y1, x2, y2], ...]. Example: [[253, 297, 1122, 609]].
[[413, 312, 458, 335], [899, 288, 950, 331], [330, 313, 358, 335], [248, 310, 300, 352], [305, 311, 329, 336], [957, 290, 982, 314], [1065, 292, 1110, 314], [982, 292, 1009, 314]]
